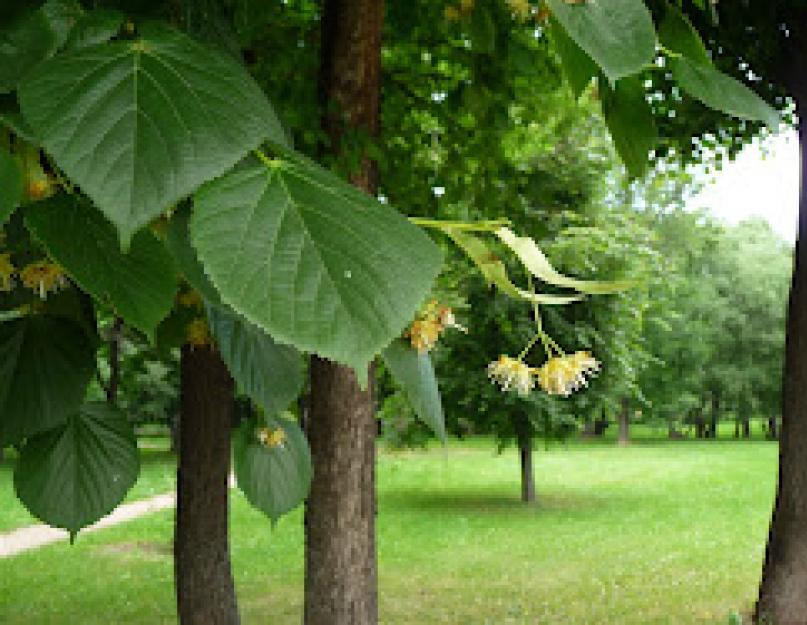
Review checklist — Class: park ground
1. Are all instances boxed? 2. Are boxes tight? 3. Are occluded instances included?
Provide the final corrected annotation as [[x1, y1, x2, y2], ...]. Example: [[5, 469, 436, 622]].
[[0, 426, 777, 624]]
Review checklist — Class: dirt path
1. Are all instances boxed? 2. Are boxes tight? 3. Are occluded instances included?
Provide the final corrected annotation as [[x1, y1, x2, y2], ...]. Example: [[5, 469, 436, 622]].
[[0, 473, 237, 558]]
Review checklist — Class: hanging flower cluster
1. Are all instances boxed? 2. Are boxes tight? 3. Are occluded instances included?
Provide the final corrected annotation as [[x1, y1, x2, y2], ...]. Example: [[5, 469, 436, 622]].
[[488, 349, 600, 399], [19, 260, 67, 299], [257, 426, 286, 449], [405, 299, 466, 353]]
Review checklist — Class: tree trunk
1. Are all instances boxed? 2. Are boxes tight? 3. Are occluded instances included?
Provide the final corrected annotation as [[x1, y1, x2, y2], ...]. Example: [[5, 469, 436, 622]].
[[755, 85, 807, 624], [174, 345, 239, 625], [618, 398, 630, 446], [305, 359, 377, 625], [734, 419, 740, 439], [304, 2, 383, 624], [768, 415, 780, 441], [709, 390, 720, 439], [519, 439, 536, 503], [743, 417, 751, 439]]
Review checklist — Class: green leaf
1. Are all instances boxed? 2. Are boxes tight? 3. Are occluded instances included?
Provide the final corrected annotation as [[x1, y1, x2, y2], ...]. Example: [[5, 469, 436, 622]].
[[166, 203, 221, 305], [0, 315, 96, 445], [670, 58, 779, 128], [64, 9, 123, 50], [658, 2, 711, 66], [14, 402, 139, 535], [381, 339, 445, 441], [207, 304, 303, 415], [495, 227, 633, 293], [0, 150, 23, 227], [18, 25, 286, 247], [546, 0, 655, 82], [191, 149, 443, 374], [0, 96, 37, 143], [26, 195, 176, 339], [233, 415, 312, 523], [445, 228, 583, 305], [600, 76, 657, 179], [469, 7, 496, 55], [550, 17, 597, 99], [40, 0, 84, 48], [0, 10, 56, 94]]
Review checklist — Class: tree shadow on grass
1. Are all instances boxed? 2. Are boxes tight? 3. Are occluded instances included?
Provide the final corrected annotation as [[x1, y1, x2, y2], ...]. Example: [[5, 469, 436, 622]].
[[381, 488, 602, 515]]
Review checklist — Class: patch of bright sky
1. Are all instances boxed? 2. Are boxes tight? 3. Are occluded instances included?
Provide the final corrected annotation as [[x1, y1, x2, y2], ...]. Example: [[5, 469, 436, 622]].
[[688, 129, 799, 243]]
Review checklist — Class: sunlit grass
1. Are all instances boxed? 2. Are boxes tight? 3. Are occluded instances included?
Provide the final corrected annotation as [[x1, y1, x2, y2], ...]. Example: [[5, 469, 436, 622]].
[[0, 437, 776, 624]]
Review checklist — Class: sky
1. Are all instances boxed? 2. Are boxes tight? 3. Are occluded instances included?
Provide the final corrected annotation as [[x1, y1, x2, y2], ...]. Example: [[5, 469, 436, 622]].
[[688, 129, 800, 243]]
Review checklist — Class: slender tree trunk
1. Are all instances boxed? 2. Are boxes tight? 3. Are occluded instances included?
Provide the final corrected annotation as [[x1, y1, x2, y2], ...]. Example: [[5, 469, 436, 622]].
[[709, 390, 720, 439], [734, 419, 740, 439], [769, 415, 780, 441], [755, 84, 807, 624], [304, 2, 383, 624], [515, 418, 535, 503], [618, 398, 630, 446], [105, 316, 122, 405], [175, 345, 239, 625], [743, 417, 751, 439]]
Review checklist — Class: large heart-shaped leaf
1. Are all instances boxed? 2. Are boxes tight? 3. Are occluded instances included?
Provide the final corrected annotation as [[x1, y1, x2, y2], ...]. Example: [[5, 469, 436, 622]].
[[549, 17, 597, 99], [207, 304, 303, 415], [26, 195, 176, 339], [233, 415, 312, 523], [546, 0, 655, 82], [14, 402, 139, 536], [600, 76, 657, 180], [0, 150, 23, 227], [18, 25, 286, 247], [191, 149, 443, 374], [0, 315, 96, 445], [382, 339, 445, 441]]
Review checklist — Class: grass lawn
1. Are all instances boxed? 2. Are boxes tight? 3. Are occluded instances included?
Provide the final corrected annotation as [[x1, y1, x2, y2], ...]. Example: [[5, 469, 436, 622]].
[[0, 436, 776, 624]]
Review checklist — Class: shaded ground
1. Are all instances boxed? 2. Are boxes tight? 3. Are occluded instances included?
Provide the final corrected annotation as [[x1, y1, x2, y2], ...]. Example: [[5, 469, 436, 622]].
[[0, 437, 776, 624]]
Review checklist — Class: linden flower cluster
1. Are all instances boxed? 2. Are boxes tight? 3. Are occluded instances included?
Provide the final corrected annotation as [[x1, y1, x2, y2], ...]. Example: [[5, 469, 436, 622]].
[[534, 351, 600, 397], [488, 351, 600, 398], [19, 260, 67, 299], [487, 355, 535, 397], [257, 426, 286, 449], [406, 299, 466, 353]]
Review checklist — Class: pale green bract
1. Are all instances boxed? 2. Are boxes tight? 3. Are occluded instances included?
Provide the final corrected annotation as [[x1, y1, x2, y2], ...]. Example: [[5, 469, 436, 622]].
[[382, 339, 446, 442], [191, 149, 443, 376], [14, 402, 139, 537], [496, 227, 633, 294], [18, 25, 285, 247]]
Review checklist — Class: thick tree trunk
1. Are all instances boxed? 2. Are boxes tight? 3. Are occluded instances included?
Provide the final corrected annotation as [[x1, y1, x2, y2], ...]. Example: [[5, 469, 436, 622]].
[[175, 345, 239, 625], [305, 359, 377, 625], [618, 398, 630, 446], [304, 2, 383, 624], [743, 417, 751, 439], [755, 88, 807, 624]]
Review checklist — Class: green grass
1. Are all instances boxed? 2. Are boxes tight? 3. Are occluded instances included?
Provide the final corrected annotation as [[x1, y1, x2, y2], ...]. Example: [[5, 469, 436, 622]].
[[0, 437, 777, 624]]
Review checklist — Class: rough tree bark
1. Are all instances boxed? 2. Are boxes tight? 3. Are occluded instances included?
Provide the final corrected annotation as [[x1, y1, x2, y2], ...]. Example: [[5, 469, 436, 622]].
[[303, 2, 383, 624], [755, 56, 807, 623], [175, 345, 239, 625], [617, 398, 630, 447]]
